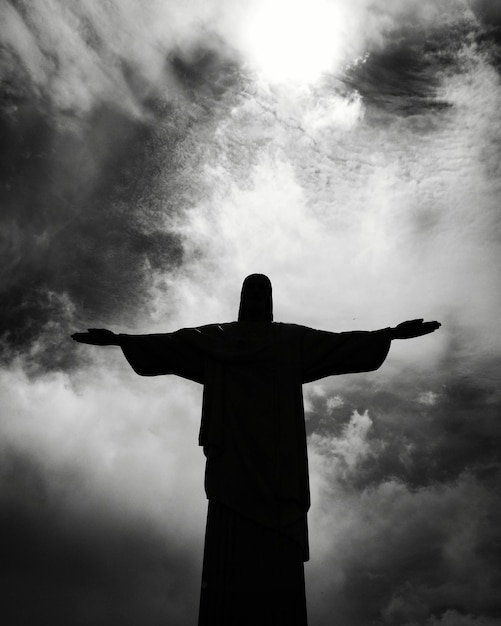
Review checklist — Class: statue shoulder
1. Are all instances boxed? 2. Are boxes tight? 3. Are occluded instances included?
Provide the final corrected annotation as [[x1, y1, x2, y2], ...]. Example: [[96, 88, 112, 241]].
[[274, 322, 312, 333], [179, 323, 231, 335]]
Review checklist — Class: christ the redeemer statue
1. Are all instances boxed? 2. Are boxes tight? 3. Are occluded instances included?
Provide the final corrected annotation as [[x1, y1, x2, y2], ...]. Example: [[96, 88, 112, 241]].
[[72, 273, 440, 626]]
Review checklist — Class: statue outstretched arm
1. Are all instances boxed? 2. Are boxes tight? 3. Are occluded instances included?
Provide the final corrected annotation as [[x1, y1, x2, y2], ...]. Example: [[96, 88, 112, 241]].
[[299, 318, 440, 383], [71, 327, 204, 383], [388, 319, 441, 340], [71, 328, 120, 345]]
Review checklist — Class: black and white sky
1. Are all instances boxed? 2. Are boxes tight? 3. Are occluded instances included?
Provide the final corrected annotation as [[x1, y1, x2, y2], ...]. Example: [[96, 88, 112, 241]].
[[1, 1, 501, 624]]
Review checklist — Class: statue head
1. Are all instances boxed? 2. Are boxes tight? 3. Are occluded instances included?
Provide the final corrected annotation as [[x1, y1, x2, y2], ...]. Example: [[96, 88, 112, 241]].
[[238, 274, 273, 322]]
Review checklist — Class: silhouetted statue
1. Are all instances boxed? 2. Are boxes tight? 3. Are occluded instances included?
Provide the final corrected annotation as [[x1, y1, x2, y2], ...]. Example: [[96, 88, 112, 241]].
[[72, 274, 440, 626]]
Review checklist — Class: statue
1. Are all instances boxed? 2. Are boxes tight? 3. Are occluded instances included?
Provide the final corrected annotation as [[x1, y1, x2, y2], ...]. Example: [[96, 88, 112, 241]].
[[72, 273, 440, 625]]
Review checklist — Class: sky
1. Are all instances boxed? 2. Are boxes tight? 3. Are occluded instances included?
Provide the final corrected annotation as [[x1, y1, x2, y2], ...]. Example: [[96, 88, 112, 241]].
[[1, 0, 500, 624]]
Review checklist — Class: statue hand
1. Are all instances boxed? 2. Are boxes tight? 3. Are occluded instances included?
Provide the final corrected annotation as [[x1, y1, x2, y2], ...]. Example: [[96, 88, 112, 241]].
[[392, 319, 441, 340], [71, 328, 119, 346]]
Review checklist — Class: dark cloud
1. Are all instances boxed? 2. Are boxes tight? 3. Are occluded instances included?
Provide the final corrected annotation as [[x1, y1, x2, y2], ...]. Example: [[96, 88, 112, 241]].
[[306, 351, 501, 624], [0, 36, 244, 374], [470, 0, 501, 28], [308, 471, 501, 626], [308, 437, 501, 626], [169, 40, 243, 104], [0, 448, 200, 626], [0, 98, 184, 372], [307, 354, 501, 492], [342, 23, 470, 118]]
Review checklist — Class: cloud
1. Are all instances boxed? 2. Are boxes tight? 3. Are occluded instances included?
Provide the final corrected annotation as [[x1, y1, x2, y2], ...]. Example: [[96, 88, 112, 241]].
[[0, 0, 235, 116], [0, 101, 185, 370], [0, 363, 207, 624], [304, 346, 501, 490], [0, 41, 243, 371], [469, 0, 501, 28], [1, 0, 484, 117], [307, 429, 501, 625], [426, 610, 501, 626], [1, 447, 202, 626], [0, 364, 206, 522]]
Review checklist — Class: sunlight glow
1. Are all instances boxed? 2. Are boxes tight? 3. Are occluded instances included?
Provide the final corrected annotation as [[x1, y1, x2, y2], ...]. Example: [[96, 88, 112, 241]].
[[241, 0, 348, 85]]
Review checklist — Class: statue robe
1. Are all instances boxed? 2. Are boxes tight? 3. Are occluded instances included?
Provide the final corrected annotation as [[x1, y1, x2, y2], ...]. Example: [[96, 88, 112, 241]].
[[119, 322, 391, 624]]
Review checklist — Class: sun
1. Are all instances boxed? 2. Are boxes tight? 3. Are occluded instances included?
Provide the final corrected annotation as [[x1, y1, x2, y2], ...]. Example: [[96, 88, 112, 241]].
[[240, 0, 348, 85]]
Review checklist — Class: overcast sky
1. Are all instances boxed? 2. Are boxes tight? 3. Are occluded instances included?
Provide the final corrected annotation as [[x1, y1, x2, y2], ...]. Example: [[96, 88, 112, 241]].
[[1, 1, 501, 624]]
